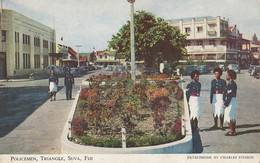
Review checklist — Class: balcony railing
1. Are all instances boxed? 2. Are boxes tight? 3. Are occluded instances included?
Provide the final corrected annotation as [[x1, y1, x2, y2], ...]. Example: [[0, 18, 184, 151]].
[[186, 45, 238, 53]]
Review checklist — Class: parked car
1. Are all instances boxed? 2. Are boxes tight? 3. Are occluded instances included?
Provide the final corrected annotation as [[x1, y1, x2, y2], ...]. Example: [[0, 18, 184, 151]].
[[70, 68, 81, 77], [106, 65, 113, 71], [248, 65, 258, 76], [78, 66, 88, 74], [227, 64, 240, 73], [252, 66, 260, 79], [198, 65, 210, 74], [46, 65, 64, 76], [183, 65, 197, 75], [218, 64, 226, 71], [114, 65, 125, 72], [88, 65, 96, 71], [142, 68, 160, 75]]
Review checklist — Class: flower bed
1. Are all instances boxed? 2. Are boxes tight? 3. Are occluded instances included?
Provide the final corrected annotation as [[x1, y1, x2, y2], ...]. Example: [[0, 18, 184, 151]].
[[72, 72, 184, 148]]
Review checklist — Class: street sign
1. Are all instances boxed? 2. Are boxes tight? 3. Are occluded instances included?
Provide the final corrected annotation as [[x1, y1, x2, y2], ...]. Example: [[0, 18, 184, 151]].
[[127, 0, 135, 3]]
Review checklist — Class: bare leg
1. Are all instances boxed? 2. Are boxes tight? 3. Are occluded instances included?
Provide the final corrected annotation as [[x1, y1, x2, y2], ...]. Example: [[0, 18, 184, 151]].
[[210, 114, 218, 130], [50, 92, 53, 101], [54, 92, 56, 100], [220, 114, 224, 130]]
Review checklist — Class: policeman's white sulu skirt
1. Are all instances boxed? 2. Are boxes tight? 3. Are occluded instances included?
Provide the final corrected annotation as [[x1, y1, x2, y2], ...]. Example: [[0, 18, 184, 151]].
[[49, 82, 57, 93], [189, 96, 202, 120], [212, 94, 224, 117], [224, 97, 237, 123]]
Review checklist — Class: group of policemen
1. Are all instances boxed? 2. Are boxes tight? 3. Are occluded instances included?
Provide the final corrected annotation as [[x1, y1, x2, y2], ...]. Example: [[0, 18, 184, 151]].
[[186, 68, 238, 136], [48, 68, 75, 101]]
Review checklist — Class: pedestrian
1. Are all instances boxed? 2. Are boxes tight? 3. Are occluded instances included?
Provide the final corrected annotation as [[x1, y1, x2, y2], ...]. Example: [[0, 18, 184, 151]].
[[64, 68, 75, 100], [186, 70, 201, 132], [177, 67, 180, 76], [210, 68, 226, 130], [223, 70, 237, 136], [49, 69, 59, 101]]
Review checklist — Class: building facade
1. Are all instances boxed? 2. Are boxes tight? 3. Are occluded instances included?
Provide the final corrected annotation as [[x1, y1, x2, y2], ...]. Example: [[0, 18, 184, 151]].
[[95, 50, 120, 67], [168, 16, 250, 67], [243, 33, 260, 64], [57, 44, 87, 68], [0, 9, 56, 79]]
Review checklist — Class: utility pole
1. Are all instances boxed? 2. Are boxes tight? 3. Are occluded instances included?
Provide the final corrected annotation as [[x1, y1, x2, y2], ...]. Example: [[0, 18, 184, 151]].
[[127, 0, 136, 81], [75, 45, 81, 67]]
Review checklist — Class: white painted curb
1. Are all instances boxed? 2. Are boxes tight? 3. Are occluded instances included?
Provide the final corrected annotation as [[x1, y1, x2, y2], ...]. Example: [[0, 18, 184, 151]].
[[61, 84, 192, 154]]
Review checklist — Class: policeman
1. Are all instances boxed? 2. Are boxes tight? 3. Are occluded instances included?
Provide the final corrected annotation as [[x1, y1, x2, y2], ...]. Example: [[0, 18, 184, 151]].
[[186, 70, 201, 132], [64, 68, 75, 100], [210, 68, 226, 130], [223, 70, 237, 136]]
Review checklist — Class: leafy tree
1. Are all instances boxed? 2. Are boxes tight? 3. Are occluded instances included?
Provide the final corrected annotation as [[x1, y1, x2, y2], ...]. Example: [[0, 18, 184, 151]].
[[185, 58, 195, 65], [196, 60, 205, 65], [108, 10, 187, 68]]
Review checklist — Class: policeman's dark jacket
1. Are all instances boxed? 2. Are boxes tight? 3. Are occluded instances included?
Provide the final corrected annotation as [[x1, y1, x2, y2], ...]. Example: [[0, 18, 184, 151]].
[[223, 80, 237, 107], [64, 73, 74, 87], [210, 78, 226, 104], [186, 81, 201, 102], [49, 75, 59, 85]]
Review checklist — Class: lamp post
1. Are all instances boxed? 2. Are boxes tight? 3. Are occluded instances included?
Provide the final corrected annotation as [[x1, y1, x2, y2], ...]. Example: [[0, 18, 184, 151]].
[[128, 0, 136, 81], [75, 45, 82, 67]]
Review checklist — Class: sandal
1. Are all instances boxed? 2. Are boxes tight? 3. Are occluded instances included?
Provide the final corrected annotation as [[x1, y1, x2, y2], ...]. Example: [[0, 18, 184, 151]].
[[225, 131, 234, 136]]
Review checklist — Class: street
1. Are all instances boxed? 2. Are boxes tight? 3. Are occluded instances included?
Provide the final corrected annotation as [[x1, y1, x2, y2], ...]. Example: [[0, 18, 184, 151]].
[[182, 69, 260, 153], [0, 69, 259, 154], [0, 69, 113, 154]]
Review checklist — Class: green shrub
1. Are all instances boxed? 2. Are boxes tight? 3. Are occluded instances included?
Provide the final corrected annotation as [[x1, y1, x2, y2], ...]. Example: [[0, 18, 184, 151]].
[[78, 100, 88, 109], [80, 136, 122, 148]]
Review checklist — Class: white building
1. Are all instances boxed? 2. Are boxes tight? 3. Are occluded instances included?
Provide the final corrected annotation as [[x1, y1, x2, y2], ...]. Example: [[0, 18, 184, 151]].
[[168, 16, 251, 67], [0, 9, 56, 79], [95, 50, 120, 67]]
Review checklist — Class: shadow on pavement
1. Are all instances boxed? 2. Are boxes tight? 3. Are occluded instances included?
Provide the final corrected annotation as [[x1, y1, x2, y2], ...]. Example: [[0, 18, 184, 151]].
[[236, 129, 260, 135], [192, 130, 203, 153], [0, 86, 63, 138], [236, 124, 260, 129], [201, 124, 260, 132]]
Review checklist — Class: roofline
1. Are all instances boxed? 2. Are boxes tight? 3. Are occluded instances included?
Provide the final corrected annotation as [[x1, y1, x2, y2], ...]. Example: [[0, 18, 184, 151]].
[[3, 9, 54, 31]]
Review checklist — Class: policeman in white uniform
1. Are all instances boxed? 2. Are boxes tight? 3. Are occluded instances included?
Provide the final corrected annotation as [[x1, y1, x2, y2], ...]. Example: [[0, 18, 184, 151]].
[[186, 70, 201, 132], [223, 70, 237, 136], [210, 68, 226, 130]]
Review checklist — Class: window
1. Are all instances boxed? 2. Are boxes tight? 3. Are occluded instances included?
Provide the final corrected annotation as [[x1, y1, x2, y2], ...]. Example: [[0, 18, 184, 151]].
[[185, 27, 191, 33], [43, 55, 49, 68], [43, 40, 48, 49], [34, 54, 40, 68], [23, 34, 30, 45], [51, 56, 55, 65], [50, 42, 55, 53], [15, 32, 19, 43], [105, 55, 107, 59], [34, 37, 40, 47], [99, 56, 102, 59], [209, 40, 215, 46], [185, 40, 191, 46], [196, 40, 203, 46], [208, 24, 216, 30], [2, 30, 6, 42], [15, 52, 20, 70], [23, 53, 30, 69], [197, 27, 203, 33], [220, 40, 226, 45]]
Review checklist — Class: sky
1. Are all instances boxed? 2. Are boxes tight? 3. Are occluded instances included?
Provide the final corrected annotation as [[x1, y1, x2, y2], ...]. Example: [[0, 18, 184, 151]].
[[4, 0, 260, 52]]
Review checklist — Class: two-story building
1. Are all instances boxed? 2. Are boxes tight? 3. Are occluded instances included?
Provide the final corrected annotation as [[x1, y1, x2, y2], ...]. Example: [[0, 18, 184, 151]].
[[94, 50, 120, 67], [168, 16, 251, 67], [0, 9, 56, 79]]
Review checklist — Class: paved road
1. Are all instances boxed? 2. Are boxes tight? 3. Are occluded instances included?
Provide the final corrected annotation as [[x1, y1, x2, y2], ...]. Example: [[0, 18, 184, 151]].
[[0, 69, 111, 154], [182, 70, 260, 153]]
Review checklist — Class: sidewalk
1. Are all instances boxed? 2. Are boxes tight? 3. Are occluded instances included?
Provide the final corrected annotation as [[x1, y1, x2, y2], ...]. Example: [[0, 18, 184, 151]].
[[0, 86, 80, 154], [183, 70, 260, 153]]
